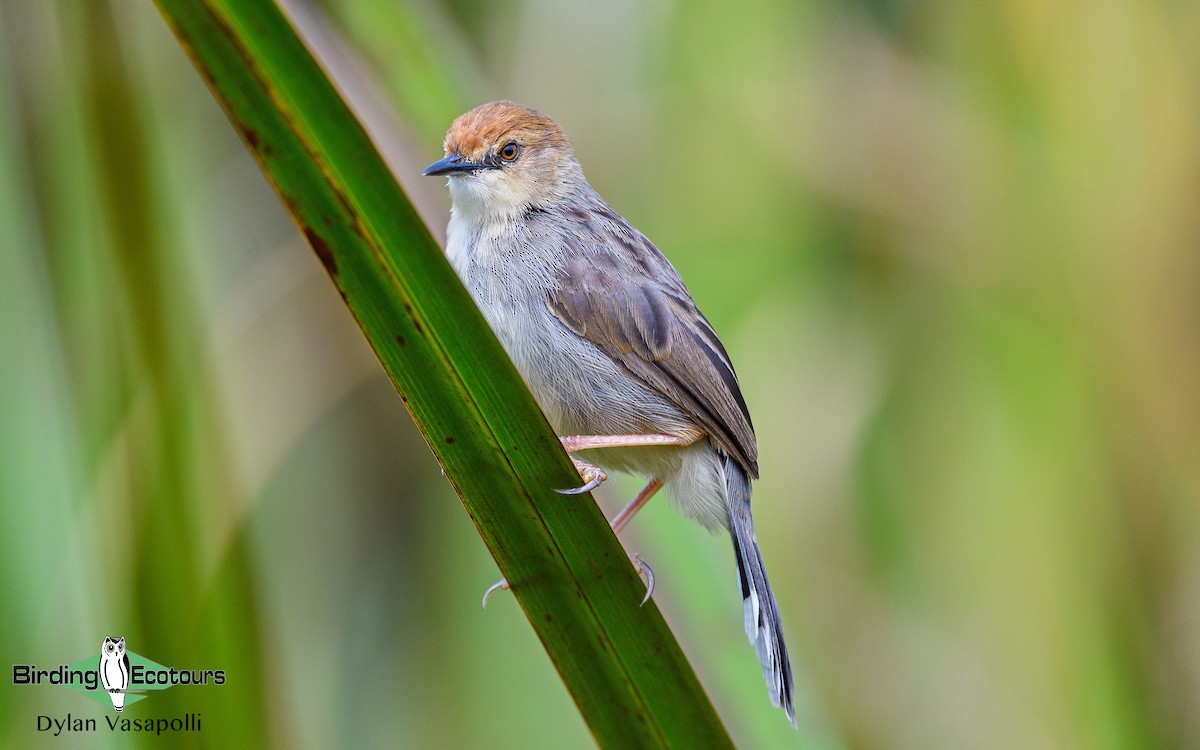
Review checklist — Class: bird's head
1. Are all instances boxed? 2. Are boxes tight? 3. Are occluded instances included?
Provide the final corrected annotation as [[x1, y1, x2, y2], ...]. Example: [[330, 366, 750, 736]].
[[423, 101, 582, 222]]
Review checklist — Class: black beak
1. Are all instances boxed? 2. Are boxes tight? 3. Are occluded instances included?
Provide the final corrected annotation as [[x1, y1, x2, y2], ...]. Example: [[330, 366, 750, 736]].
[[422, 154, 490, 176]]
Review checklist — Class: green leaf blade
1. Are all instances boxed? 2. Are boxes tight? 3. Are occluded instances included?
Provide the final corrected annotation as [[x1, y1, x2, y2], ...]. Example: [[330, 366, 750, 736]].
[[154, 1, 736, 746]]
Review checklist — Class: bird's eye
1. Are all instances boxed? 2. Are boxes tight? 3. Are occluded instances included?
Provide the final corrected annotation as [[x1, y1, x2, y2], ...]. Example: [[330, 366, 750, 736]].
[[499, 142, 520, 161]]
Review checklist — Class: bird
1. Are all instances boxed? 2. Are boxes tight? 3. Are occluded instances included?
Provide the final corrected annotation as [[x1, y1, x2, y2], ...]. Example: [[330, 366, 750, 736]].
[[423, 100, 795, 726]]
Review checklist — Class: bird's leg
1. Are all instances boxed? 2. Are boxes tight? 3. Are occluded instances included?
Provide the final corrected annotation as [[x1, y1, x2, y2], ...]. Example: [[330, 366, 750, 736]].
[[610, 477, 664, 534], [485, 427, 692, 607], [555, 430, 702, 495], [614, 478, 665, 605], [559, 431, 703, 453], [482, 477, 666, 608]]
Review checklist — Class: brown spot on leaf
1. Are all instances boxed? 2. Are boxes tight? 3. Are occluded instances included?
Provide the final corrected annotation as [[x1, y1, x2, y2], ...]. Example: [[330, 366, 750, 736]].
[[332, 184, 357, 220], [445, 436, 456, 445], [303, 226, 337, 275], [403, 302, 425, 335]]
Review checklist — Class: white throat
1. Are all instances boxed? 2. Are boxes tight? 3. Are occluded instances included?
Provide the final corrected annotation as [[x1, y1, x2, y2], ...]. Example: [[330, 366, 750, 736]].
[[446, 171, 532, 226]]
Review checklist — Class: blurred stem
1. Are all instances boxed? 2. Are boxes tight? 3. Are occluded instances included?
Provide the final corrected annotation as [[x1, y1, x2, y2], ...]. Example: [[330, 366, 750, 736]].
[[72, 1, 268, 744], [153, 0, 735, 747]]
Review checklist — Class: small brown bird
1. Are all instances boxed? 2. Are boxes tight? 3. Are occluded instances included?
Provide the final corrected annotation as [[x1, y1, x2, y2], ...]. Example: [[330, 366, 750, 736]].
[[424, 100, 795, 725]]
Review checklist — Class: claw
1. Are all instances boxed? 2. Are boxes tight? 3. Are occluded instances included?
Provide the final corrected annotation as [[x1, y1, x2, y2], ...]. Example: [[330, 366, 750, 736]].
[[630, 553, 655, 606], [555, 458, 607, 495], [483, 561, 652, 608], [555, 474, 603, 495], [481, 578, 509, 608]]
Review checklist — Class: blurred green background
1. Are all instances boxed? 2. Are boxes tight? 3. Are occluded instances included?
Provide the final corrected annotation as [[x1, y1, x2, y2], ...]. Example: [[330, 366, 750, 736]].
[[3, 0, 1199, 747]]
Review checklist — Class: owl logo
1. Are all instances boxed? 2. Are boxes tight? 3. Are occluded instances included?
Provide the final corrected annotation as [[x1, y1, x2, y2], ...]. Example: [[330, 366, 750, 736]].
[[98, 636, 130, 712]]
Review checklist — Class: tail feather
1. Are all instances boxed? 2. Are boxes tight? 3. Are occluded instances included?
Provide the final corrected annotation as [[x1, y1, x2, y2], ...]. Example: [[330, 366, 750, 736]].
[[722, 452, 796, 727]]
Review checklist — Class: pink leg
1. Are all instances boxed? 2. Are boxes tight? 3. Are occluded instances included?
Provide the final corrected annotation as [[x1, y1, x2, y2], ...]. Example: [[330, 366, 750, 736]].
[[483, 478, 667, 608], [556, 431, 701, 495], [611, 478, 665, 534], [489, 435, 696, 607], [610, 478, 666, 607], [560, 431, 702, 453]]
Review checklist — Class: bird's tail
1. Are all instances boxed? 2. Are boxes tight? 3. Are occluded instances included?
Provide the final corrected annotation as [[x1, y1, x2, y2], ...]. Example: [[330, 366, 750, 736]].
[[721, 452, 795, 727]]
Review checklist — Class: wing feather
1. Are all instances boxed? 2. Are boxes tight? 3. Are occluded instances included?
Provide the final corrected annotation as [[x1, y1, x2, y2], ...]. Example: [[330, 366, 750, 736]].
[[546, 229, 758, 476]]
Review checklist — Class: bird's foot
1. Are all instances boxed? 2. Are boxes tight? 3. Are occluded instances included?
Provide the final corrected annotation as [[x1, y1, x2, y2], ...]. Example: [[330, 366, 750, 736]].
[[481, 577, 509, 608], [630, 553, 655, 606], [555, 456, 607, 495], [481, 554, 653, 608]]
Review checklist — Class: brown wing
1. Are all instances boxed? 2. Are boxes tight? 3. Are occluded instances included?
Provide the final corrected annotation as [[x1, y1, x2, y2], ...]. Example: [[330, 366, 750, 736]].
[[547, 245, 758, 477]]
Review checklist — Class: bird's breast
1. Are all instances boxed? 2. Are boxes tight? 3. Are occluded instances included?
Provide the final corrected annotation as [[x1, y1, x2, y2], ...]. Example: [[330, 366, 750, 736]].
[[443, 211, 696, 448]]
